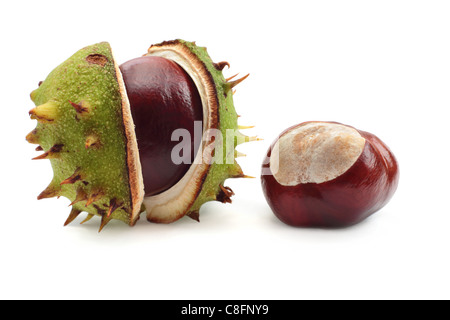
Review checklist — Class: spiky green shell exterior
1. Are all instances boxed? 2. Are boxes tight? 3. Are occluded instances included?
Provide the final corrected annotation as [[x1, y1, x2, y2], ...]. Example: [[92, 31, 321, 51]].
[[28, 42, 139, 229]]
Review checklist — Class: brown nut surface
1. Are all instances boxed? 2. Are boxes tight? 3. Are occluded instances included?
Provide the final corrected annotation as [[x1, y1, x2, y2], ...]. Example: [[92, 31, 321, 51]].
[[261, 121, 399, 228]]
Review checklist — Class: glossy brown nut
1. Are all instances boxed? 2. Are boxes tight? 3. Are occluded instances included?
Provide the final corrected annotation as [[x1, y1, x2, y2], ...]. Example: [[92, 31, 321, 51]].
[[120, 56, 203, 196], [261, 121, 399, 228]]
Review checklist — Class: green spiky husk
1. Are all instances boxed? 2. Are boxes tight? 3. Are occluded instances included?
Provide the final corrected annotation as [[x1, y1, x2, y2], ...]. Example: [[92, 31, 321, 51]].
[[29, 42, 134, 226]]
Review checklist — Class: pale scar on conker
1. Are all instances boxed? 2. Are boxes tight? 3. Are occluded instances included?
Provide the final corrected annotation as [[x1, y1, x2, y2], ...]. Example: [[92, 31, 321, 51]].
[[27, 40, 258, 231], [261, 121, 399, 228]]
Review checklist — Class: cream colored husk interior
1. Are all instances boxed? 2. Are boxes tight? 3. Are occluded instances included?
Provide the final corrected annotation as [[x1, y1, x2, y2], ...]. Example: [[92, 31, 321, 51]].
[[113, 53, 145, 224]]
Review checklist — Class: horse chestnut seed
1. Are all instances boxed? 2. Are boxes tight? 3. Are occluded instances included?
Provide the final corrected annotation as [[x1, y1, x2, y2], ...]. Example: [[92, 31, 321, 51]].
[[119, 56, 203, 196], [261, 121, 399, 228]]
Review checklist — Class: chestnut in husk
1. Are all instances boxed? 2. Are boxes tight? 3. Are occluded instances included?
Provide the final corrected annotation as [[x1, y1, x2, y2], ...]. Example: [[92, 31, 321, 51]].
[[27, 40, 255, 231]]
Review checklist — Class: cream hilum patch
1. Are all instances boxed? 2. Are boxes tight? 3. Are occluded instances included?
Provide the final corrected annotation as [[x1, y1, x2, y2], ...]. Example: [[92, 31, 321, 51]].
[[270, 122, 366, 186]]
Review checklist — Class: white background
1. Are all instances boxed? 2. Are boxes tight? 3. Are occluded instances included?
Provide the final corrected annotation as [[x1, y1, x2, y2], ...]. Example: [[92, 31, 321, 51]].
[[1, 0, 449, 300]]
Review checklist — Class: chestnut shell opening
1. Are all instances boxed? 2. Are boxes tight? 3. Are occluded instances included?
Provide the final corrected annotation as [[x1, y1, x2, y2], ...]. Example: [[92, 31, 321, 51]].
[[141, 41, 222, 223]]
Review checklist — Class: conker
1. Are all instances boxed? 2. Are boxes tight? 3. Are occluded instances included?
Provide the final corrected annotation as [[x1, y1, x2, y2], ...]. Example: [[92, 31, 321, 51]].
[[261, 121, 399, 228], [120, 56, 203, 196]]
